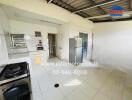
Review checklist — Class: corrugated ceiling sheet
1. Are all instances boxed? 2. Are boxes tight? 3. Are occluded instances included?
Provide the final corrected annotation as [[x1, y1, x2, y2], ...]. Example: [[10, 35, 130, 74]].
[[62, 0, 93, 10], [50, 0, 131, 22], [83, 7, 105, 16], [91, 17, 111, 21], [101, 0, 129, 13]]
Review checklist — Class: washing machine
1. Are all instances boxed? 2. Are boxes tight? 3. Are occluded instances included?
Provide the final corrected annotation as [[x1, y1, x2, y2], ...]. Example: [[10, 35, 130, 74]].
[[0, 62, 31, 100]]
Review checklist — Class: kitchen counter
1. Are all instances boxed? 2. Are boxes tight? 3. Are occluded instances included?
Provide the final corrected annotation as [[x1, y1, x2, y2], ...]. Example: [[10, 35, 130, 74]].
[[0, 50, 49, 66], [0, 53, 31, 66], [8, 52, 29, 59], [7, 56, 31, 65]]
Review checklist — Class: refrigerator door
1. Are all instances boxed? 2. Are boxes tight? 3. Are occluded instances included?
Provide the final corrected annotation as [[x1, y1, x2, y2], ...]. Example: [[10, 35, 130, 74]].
[[69, 38, 82, 65], [69, 38, 76, 63]]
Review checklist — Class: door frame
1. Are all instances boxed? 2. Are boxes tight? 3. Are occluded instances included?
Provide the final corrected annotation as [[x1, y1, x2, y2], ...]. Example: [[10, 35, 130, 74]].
[[48, 33, 57, 58], [79, 32, 88, 62]]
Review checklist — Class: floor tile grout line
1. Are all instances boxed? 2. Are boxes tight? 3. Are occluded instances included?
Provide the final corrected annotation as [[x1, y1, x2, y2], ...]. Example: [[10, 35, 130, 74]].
[[121, 74, 127, 100], [89, 69, 115, 100], [62, 68, 114, 100], [32, 58, 131, 100]]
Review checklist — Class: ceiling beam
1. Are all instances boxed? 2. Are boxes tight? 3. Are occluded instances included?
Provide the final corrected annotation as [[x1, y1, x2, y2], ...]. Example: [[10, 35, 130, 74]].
[[47, 0, 53, 3], [53, 0, 75, 12], [90, 0, 107, 14], [73, 0, 120, 13], [85, 11, 132, 19], [129, 0, 132, 10], [94, 17, 132, 23], [86, 14, 110, 19], [52, 0, 91, 17]]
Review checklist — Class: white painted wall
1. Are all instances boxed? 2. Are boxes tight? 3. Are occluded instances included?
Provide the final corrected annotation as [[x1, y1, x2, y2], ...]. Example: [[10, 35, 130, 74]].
[[10, 20, 59, 35], [93, 21, 132, 73], [0, 7, 9, 64], [0, 7, 10, 33]]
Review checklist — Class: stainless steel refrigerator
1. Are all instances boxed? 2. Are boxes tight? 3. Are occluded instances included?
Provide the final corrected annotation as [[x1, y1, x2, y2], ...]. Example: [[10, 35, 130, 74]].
[[69, 38, 83, 65]]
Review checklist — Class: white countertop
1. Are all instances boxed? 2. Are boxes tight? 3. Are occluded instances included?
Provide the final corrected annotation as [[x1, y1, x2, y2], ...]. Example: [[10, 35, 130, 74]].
[[8, 56, 31, 64], [0, 53, 31, 66], [8, 52, 29, 59], [0, 50, 48, 66]]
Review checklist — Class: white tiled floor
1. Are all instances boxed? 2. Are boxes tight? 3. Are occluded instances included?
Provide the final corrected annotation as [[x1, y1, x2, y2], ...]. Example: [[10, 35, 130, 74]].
[[30, 58, 132, 100]]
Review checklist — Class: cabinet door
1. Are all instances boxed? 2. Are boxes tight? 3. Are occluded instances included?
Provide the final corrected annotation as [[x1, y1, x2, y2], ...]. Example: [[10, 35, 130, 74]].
[[0, 35, 8, 64]]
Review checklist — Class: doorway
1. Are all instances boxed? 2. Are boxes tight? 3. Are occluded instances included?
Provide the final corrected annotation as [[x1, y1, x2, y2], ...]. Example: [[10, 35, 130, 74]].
[[48, 34, 56, 58], [79, 33, 88, 62]]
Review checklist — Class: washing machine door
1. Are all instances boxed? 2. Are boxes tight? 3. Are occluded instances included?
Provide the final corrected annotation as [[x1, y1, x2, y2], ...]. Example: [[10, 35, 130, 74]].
[[3, 83, 30, 100]]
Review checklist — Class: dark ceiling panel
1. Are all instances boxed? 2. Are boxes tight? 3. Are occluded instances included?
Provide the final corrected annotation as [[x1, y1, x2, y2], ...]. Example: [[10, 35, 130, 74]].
[[93, 17, 132, 23], [52, 0, 91, 17], [90, 0, 107, 14], [129, 0, 132, 10], [62, 0, 92, 10], [91, 17, 112, 22], [101, 0, 130, 13], [47, 0, 131, 22], [84, 7, 105, 16]]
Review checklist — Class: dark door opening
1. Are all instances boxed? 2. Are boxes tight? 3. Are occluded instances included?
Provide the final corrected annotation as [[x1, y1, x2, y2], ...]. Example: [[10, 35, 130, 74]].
[[48, 34, 56, 58], [79, 33, 88, 62]]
